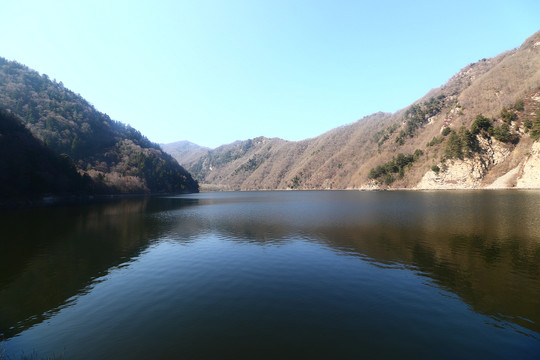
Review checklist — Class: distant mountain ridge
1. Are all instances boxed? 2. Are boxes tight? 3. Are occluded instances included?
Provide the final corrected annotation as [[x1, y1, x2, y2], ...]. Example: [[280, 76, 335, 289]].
[[160, 141, 210, 165], [165, 30, 540, 190], [0, 58, 199, 197]]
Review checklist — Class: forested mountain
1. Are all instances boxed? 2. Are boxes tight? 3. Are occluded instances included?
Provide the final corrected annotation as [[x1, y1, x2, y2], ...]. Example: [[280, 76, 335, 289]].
[[0, 58, 198, 196], [166, 30, 540, 190], [0, 109, 93, 202]]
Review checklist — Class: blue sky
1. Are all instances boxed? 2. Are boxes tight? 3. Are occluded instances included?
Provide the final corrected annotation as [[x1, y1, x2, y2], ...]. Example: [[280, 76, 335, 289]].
[[1, 1, 539, 148]]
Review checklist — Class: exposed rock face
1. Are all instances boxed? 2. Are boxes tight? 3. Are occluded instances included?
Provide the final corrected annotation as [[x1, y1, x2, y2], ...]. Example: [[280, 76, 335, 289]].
[[516, 142, 540, 188], [480, 137, 512, 166], [415, 136, 513, 189], [358, 181, 381, 191], [485, 166, 520, 189], [416, 158, 486, 189], [417, 138, 540, 190]]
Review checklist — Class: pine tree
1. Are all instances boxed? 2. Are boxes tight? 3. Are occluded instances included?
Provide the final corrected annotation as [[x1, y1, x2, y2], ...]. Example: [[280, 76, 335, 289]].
[[531, 110, 540, 140], [445, 131, 463, 159]]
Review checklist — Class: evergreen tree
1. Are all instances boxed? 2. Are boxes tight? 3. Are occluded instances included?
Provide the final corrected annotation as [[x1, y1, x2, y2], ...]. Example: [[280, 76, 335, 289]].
[[445, 131, 463, 159], [531, 110, 540, 140], [493, 123, 512, 142], [471, 114, 492, 135]]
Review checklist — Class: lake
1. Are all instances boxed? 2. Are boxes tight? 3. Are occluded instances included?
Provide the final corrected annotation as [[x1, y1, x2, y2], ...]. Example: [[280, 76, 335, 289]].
[[1, 191, 540, 359]]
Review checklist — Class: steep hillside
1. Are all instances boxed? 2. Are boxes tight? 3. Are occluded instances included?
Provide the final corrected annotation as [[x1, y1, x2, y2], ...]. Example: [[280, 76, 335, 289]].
[[0, 58, 198, 194], [173, 112, 391, 190], [167, 30, 540, 191], [0, 109, 93, 203]]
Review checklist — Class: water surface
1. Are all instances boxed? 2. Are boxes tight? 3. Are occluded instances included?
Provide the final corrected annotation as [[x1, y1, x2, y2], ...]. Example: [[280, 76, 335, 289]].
[[1, 191, 540, 359]]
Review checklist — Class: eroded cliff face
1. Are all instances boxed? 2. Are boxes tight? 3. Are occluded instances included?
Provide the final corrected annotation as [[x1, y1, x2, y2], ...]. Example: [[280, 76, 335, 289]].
[[416, 160, 485, 189], [416, 137, 513, 189], [516, 141, 540, 188], [416, 138, 540, 190]]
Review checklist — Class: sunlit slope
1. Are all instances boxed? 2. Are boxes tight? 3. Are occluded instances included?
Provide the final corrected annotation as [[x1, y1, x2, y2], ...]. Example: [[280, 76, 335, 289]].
[[173, 30, 540, 190]]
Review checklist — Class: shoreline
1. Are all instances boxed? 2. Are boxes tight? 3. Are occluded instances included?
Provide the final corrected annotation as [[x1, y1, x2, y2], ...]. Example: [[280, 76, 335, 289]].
[[3, 187, 539, 209], [197, 187, 540, 193], [0, 191, 198, 211]]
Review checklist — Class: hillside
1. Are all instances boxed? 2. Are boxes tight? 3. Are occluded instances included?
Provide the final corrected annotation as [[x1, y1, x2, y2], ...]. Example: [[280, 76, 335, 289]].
[[0, 109, 93, 203], [0, 58, 199, 194], [160, 141, 210, 165], [166, 30, 540, 191]]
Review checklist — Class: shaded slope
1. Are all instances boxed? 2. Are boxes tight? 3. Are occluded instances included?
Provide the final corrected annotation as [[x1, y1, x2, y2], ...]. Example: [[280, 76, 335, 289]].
[[0, 109, 92, 203], [0, 58, 198, 194]]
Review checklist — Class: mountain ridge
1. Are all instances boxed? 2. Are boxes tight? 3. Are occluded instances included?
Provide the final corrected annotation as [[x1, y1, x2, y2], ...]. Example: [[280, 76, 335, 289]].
[[0, 58, 199, 198], [160, 140, 210, 165], [165, 30, 540, 191]]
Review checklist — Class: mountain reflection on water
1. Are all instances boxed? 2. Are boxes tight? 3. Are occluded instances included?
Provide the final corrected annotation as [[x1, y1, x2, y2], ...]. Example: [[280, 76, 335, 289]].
[[1, 191, 539, 358], [165, 191, 540, 333]]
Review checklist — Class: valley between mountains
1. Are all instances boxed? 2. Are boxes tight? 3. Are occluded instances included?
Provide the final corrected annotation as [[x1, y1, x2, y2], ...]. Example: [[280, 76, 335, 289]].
[[2, 31, 540, 200]]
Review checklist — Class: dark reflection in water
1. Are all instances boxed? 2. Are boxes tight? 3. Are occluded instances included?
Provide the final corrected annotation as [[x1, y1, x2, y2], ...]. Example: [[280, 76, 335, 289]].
[[0, 197, 199, 337], [1, 191, 540, 359]]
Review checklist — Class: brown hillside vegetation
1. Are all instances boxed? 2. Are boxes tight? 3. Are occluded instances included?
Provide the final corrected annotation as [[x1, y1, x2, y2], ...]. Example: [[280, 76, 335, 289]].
[[161, 141, 210, 166], [0, 58, 199, 194], [166, 30, 540, 191]]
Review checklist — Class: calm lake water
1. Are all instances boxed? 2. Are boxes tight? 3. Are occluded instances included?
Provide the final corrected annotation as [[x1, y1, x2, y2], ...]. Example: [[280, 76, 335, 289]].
[[1, 191, 540, 359]]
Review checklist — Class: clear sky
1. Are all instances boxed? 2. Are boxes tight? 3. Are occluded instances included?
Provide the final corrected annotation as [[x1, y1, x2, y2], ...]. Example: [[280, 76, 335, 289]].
[[1, 1, 539, 148]]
